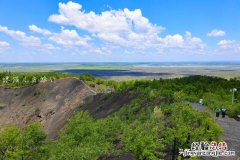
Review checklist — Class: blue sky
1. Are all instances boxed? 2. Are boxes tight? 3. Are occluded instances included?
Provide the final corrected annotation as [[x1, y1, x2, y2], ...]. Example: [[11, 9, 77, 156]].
[[0, 0, 240, 62]]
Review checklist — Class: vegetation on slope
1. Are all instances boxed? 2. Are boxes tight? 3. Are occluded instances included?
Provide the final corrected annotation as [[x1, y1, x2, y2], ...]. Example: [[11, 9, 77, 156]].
[[0, 72, 239, 159], [1, 71, 239, 117]]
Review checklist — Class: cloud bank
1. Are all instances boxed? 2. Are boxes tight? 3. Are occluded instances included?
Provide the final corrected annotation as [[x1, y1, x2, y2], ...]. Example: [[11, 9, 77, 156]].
[[0, 1, 239, 61]]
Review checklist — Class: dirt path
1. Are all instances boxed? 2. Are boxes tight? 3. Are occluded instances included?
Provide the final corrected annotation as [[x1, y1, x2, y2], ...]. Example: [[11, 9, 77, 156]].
[[190, 103, 240, 160]]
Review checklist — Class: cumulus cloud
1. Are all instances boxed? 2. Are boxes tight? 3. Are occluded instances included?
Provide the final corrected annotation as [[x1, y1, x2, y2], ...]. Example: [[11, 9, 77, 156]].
[[48, 1, 164, 48], [0, 41, 10, 47], [48, 1, 204, 51], [159, 34, 184, 48], [184, 31, 205, 49], [49, 27, 90, 46], [29, 25, 52, 35], [207, 29, 225, 37], [0, 25, 59, 53], [0, 25, 41, 46], [218, 40, 240, 52], [49, 1, 163, 34], [218, 40, 235, 48], [28, 24, 90, 47], [0, 2, 208, 57], [0, 40, 10, 52]]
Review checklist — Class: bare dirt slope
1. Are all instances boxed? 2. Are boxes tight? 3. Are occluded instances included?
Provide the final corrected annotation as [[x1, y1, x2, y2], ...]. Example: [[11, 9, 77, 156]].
[[80, 89, 138, 119], [0, 78, 96, 138]]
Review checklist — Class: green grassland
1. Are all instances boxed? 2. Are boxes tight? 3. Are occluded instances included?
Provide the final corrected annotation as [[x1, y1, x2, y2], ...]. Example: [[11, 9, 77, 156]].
[[0, 64, 129, 73]]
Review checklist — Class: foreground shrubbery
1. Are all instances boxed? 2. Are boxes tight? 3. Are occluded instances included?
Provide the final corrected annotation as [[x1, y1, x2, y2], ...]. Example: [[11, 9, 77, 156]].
[[0, 123, 47, 160], [0, 102, 223, 160]]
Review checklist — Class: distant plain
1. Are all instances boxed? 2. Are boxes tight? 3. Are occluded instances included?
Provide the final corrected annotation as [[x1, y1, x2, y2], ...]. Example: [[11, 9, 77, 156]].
[[0, 62, 240, 80]]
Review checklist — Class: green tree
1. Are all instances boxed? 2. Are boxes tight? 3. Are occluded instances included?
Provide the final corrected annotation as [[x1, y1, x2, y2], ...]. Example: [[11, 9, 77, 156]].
[[49, 112, 111, 160], [0, 123, 48, 160], [0, 126, 21, 160]]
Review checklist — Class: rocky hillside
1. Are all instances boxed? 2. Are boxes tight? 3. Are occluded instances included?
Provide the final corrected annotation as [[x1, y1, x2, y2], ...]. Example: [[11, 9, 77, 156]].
[[0, 78, 96, 138]]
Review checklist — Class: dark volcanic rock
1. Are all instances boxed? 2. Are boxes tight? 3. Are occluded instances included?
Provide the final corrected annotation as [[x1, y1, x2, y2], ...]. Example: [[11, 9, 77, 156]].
[[0, 78, 96, 138], [80, 89, 138, 119]]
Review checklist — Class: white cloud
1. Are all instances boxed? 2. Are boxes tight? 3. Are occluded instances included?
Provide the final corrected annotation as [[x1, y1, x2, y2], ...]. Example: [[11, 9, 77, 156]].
[[0, 25, 41, 46], [0, 25, 59, 53], [49, 27, 90, 46], [148, 32, 205, 49], [0, 40, 10, 52], [184, 31, 205, 49], [218, 40, 235, 48], [0, 41, 10, 47], [48, 1, 163, 47], [48, 1, 204, 51], [0, 2, 208, 58], [49, 1, 163, 34], [218, 39, 240, 52], [207, 29, 225, 37], [29, 25, 52, 35], [28, 24, 90, 47]]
